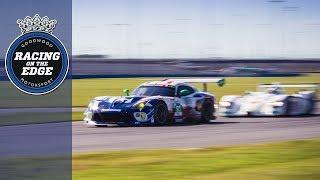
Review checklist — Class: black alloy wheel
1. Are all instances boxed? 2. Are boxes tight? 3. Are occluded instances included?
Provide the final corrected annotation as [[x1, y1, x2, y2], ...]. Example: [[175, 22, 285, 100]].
[[154, 101, 169, 126], [201, 99, 214, 123]]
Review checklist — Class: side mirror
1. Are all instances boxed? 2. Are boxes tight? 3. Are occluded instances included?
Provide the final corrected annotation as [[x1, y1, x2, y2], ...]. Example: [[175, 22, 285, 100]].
[[123, 89, 130, 96], [179, 89, 190, 97], [217, 79, 225, 87]]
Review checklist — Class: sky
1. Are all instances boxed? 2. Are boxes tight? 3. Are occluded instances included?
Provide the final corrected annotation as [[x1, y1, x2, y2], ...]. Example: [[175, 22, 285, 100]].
[[73, 0, 319, 59]]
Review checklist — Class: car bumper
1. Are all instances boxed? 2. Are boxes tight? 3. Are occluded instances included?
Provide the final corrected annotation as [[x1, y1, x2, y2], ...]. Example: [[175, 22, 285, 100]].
[[84, 109, 153, 126], [219, 108, 284, 117]]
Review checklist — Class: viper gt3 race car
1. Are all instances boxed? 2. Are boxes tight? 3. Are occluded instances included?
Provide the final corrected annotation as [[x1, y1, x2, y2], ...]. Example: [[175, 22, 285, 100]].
[[84, 78, 225, 126], [219, 84, 318, 117]]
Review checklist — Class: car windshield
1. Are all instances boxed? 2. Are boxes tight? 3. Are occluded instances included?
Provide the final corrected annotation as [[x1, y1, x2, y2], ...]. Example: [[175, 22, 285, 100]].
[[131, 86, 175, 97], [263, 87, 284, 95]]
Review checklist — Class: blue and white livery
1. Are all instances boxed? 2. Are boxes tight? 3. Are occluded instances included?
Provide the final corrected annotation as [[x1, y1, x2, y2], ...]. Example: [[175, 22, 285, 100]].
[[84, 78, 225, 126]]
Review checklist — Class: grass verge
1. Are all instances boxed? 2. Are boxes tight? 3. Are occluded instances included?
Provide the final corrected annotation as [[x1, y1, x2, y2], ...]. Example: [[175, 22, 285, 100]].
[[72, 74, 320, 107], [0, 112, 71, 126], [1, 74, 319, 122], [71, 74, 320, 121], [73, 138, 320, 180], [0, 156, 70, 180]]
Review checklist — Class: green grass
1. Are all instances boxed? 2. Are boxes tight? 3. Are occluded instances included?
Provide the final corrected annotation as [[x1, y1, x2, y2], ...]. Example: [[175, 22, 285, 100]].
[[72, 74, 320, 107], [71, 74, 320, 121], [72, 111, 84, 121], [1, 74, 319, 122], [0, 74, 318, 109], [0, 80, 71, 108], [0, 156, 70, 180], [73, 138, 320, 180], [0, 112, 71, 126]]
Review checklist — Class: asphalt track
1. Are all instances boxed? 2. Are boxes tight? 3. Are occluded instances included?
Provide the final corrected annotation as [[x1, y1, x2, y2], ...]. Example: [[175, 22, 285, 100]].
[[1, 109, 319, 157], [73, 114, 320, 152]]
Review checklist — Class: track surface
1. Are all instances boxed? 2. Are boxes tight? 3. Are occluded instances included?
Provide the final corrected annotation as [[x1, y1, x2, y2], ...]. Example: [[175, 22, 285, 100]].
[[73, 115, 320, 152], [1, 113, 319, 156]]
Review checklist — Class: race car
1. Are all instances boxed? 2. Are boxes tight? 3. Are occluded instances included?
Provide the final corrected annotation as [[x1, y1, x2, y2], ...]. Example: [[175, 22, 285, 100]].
[[219, 84, 318, 117], [84, 78, 225, 126]]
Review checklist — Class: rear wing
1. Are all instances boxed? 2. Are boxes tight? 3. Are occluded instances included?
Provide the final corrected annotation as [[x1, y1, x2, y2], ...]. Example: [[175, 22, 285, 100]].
[[164, 78, 225, 91], [258, 84, 319, 89], [258, 83, 319, 91]]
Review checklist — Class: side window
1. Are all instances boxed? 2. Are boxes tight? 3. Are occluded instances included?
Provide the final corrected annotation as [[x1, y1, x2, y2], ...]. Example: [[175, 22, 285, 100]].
[[177, 85, 195, 97]]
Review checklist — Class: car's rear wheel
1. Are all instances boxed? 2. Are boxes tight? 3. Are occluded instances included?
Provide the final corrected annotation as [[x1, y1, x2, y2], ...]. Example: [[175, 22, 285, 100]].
[[284, 98, 292, 116], [154, 101, 169, 126], [285, 97, 304, 116], [306, 95, 316, 114], [201, 99, 214, 123]]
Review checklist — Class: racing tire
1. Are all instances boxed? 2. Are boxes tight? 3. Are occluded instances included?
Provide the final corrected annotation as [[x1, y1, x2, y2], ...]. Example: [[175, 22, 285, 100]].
[[154, 101, 169, 126], [306, 94, 316, 114], [284, 97, 292, 116], [201, 99, 214, 123], [285, 97, 307, 116]]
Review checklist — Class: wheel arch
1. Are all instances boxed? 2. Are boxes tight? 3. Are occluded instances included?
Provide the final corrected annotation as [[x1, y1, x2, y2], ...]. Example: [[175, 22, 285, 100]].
[[148, 98, 169, 108]]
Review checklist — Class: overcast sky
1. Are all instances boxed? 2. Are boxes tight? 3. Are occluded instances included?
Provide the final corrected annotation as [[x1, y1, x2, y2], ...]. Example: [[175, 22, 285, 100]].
[[73, 0, 320, 58]]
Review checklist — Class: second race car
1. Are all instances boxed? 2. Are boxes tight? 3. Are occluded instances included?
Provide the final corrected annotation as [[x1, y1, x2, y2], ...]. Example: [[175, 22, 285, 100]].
[[84, 78, 225, 126], [219, 84, 318, 117]]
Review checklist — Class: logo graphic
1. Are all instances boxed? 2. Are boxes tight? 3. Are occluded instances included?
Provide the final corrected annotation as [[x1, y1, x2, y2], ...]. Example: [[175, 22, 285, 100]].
[[5, 14, 69, 95]]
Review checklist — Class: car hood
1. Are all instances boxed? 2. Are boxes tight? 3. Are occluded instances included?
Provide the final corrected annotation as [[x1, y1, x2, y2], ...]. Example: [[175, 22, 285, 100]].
[[92, 96, 146, 109]]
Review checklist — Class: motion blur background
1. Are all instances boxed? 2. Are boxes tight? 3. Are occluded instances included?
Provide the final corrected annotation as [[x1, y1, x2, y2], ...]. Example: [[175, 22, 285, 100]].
[[73, 0, 320, 59], [72, 0, 320, 77], [71, 1, 320, 179], [0, 0, 319, 179]]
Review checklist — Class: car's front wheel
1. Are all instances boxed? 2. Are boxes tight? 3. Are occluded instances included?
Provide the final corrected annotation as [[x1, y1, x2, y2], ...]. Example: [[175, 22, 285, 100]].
[[154, 101, 169, 126], [201, 99, 214, 123]]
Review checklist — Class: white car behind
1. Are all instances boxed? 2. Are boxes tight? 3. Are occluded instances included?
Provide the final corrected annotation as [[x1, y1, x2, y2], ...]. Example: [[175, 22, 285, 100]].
[[219, 84, 318, 117]]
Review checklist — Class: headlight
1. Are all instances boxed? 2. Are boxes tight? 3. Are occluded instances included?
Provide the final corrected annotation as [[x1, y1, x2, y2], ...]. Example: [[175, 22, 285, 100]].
[[268, 101, 284, 107], [133, 102, 145, 111], [133, 100, 153, 111], [219, 101, 232, 107], [137, 102, 145, 110]]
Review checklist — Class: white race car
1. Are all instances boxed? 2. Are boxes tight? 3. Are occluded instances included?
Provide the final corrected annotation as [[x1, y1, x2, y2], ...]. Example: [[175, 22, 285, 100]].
[[219, 84, 318, 117]]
